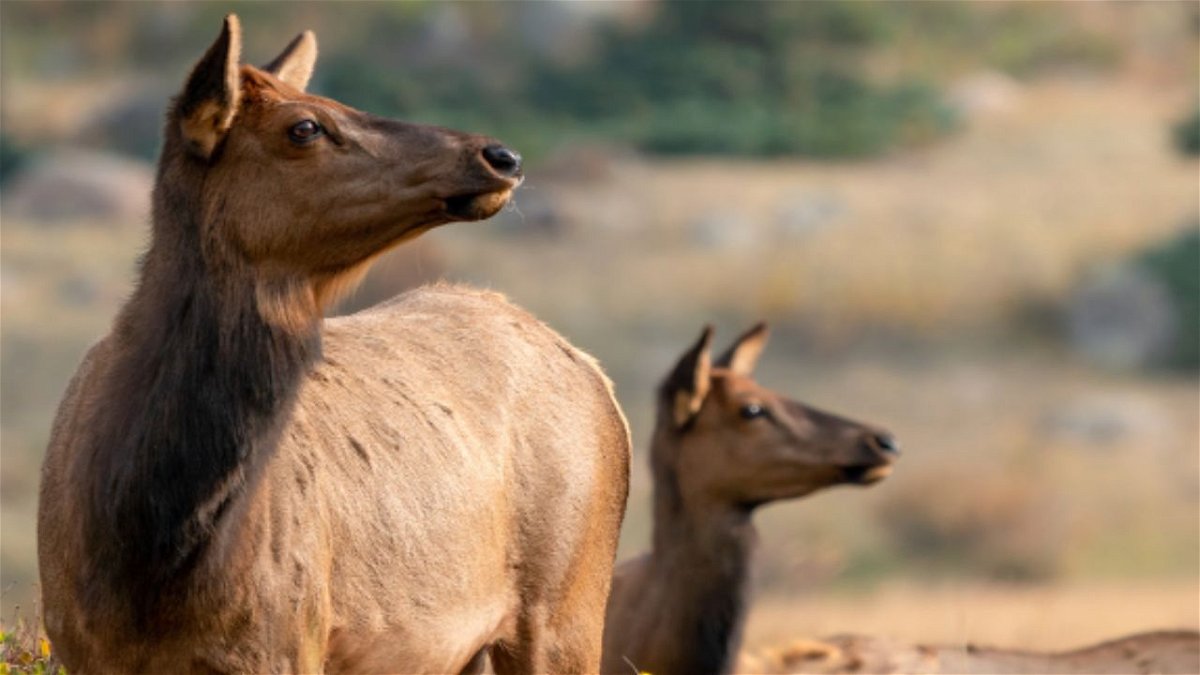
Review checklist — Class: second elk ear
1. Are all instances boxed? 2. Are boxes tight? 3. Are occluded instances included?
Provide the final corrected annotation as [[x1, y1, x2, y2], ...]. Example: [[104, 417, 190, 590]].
[[262, 30, 318, 91], [715, 322, 769, 377], [662, 325, 714, 429], [176, 14, 243, 161]]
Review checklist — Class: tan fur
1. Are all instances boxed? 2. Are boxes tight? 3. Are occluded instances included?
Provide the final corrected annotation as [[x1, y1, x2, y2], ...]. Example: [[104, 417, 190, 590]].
[[601, 325, 898, 675], [745, 630, 1200, 674], [262, 30, 317, 90], [38, 17, 629, 675], [255, 275, 321, 335]]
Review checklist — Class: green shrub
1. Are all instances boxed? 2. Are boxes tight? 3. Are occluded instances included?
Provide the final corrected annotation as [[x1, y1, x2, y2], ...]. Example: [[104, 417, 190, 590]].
[[1172, 106, 1200, 156], [976, 4, 1122, 77], [0, 620, 64, 675], [0, 133, 31, 188], [522, 2, 954, 158], [312, 2, 957, 160], [1136, 225, 1200, 370]]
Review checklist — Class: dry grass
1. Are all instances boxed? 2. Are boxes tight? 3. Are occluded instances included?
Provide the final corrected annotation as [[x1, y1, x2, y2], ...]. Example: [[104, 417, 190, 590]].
[[0, 603, 61, 675]]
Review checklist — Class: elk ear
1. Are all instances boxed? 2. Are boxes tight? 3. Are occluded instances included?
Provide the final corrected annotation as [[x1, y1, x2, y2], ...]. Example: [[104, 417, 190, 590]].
[[177, 15, 242, 160], [262, 30, 318, 91], [662, 325, 714, 429], [715, 322, 769, 376]]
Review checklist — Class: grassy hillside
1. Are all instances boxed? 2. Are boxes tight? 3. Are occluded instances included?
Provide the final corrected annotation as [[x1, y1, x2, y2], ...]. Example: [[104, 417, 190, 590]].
[[1, 0, 1196, 658]]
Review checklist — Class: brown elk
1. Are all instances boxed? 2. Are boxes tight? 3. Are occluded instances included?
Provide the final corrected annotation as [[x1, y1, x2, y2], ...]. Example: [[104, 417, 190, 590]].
[[749, 629, 1200, 674], [37, 16, 630, 674], [600, 324, 899, 675]]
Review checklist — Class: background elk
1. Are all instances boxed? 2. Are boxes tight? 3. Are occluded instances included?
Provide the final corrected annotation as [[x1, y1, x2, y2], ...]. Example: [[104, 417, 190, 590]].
[[600, 323, 900, 675], [37, 16, 630, 674], [748, 628, 1200, 674]]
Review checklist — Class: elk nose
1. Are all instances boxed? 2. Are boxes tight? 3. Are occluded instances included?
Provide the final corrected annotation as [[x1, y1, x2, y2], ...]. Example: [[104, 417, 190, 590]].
[[867, 433, 901, 456], [482, 144, 522, 178]]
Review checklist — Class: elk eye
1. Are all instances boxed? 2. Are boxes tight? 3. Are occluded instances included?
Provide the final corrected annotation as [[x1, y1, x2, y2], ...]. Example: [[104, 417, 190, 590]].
[[740, 403, 765, 420], [288, 119, 322, 144]]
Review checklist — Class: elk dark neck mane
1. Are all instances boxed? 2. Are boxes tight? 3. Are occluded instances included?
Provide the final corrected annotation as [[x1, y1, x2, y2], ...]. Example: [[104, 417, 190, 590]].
[[649, 427, 758, 675], [80, 142, 320, 630]]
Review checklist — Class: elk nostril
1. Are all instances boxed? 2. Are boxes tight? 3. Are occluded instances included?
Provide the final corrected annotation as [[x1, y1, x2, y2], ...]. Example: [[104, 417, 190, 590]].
[[872, 434, 900, 455], [482, 144, 522, 177]]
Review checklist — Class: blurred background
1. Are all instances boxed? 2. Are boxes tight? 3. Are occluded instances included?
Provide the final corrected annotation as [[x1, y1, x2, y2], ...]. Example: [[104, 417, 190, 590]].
[[1, 0, 1197, 654]]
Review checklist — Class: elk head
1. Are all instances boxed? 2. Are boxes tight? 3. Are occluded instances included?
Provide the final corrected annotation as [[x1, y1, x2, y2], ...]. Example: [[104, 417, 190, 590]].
[[158, 16, 523, 327], [654, 323, 899, 512]]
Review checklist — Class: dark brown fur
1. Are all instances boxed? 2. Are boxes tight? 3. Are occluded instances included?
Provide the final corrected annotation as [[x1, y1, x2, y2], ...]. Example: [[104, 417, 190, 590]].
[[38, 17, 630, 674]]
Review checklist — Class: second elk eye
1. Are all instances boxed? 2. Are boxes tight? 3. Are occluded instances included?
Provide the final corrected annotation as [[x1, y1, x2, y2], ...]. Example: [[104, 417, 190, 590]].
[[740, 403, 765, 420], [288, 119, 322, 143]]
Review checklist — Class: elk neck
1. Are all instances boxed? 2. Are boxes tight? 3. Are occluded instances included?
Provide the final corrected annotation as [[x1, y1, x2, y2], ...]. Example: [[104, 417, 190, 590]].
[[648, 427, 758, 675], [80, 148, 321, 629]]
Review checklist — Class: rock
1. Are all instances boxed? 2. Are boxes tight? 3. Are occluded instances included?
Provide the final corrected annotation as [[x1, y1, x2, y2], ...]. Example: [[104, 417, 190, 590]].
[[1038, 394, 1169, 448], [81, 86, 169, 160], [1, 150, 154, 224], [774, 192, 845, 240], [948, 71, 1023, 120], [1066, 264, 1177, 370], [687, 209, 759, 250]]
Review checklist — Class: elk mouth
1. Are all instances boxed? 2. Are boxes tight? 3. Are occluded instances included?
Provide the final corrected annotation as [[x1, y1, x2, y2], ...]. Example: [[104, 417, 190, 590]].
[[840, 463, 894, 485], [443, 186, 516, 221]]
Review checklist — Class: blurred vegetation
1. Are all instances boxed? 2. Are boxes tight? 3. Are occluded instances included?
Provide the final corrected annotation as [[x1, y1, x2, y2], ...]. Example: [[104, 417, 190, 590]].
[[316, 2, 957, 159], [521, 3, 954, 157], [875, 469, 1066, 582], [306, 2, 1119, 160], [0, 621, 61, 675], [0, 133, 31, 187], [0, 1, 1132, 163], [1135, 226, 1200, 370], [977, 6, 1121, 77], [1173, 106, 1200, 156]]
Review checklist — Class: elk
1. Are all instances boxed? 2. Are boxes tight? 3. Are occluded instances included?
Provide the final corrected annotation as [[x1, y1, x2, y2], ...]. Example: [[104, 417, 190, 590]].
[[749, 629, 1200, 674], [37, 16, 630, 674], [600, 324, 899, 675]]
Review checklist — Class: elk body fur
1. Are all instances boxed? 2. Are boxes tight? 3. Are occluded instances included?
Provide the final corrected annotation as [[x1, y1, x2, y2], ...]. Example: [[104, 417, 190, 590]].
[[747, 630, 1200, 674], [601, 325, 898, 675], [37, 17, 629, 674]]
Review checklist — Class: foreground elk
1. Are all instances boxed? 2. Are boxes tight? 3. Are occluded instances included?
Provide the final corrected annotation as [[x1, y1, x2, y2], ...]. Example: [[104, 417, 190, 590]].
[[37, 16, 630, 674], [600, 324, 899, 675]]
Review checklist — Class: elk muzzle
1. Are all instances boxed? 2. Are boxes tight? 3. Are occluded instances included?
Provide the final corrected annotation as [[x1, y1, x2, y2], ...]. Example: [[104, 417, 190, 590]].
[[839, 432, 899, 485], [441, 141, 523, 221], [481, 144, 522, 178]]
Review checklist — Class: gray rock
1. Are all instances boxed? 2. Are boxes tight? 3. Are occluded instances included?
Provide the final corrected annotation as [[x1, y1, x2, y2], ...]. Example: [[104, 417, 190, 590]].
[[1, 150, 153, 223], [774, 191, 845, 240], [1066, 264, 1176, 370], [687, 209, 759, 250], [948, 71, 1023, 119], [1038, 394, 1168, 447]]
